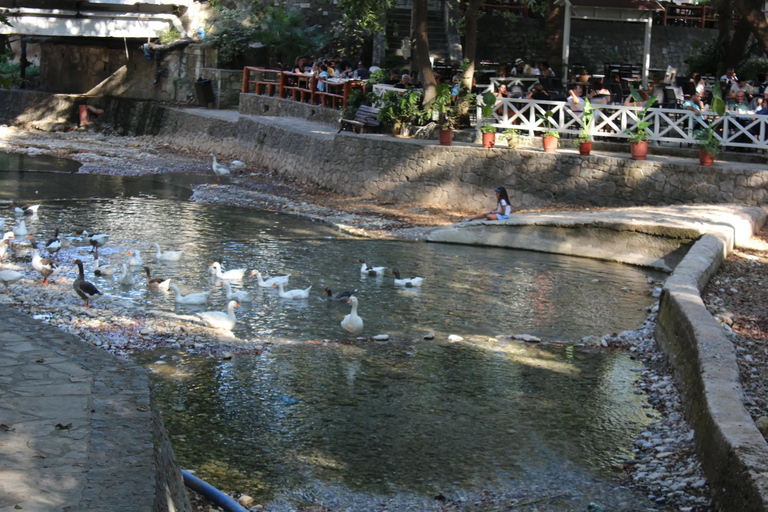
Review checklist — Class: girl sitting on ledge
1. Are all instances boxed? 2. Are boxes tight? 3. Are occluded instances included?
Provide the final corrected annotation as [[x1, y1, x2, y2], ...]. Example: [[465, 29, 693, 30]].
[[465, 186, 512, 221]]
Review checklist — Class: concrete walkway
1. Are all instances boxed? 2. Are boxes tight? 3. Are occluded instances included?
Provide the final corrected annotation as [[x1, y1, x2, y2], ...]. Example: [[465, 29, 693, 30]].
[[0, 305, 189, 511]]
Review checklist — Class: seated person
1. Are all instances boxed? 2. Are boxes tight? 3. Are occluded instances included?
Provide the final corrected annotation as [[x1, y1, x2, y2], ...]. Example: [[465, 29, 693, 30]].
[[394, 74, 412, 89], [384, 70, 400, 85], [566, 85, 584, 112], [624, 89, 649, 107], [354, 61, 371, 80], [589, 79, 611, 104], [511, 58, 525, 76], [540, 61, 554, 77], [729, 79, 750, 100], [324, 60, 335, 78], [451, 77, 460, 102], [729, 91, 750, 113], [682, 92, 704, 118], [528, 82, 549, 100], [494, 84, 510, 114], [750, 89, 768, 111]]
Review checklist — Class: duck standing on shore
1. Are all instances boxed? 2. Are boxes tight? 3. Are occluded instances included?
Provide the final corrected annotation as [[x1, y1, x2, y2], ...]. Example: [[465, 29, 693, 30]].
[[211, 154, 230, 183], [0, 268, 23, 293], [73, 259, 102, 307]]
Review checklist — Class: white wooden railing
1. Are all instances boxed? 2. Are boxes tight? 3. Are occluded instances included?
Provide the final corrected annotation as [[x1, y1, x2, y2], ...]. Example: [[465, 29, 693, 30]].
[[478, 98, 768, 150]]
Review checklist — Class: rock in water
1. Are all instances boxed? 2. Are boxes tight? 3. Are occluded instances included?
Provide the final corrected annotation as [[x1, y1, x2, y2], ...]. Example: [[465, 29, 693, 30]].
[[448, 334, 463, 342], [373, 334, 389, 340], [514, 334, 541, 343]]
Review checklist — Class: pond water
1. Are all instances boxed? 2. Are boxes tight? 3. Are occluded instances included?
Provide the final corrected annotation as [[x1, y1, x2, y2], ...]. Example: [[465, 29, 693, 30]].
[[2, 155, 669, 510]]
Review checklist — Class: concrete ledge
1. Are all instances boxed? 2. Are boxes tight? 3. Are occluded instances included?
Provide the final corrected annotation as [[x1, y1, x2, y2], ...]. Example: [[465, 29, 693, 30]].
[[656, 227, 768, 511]]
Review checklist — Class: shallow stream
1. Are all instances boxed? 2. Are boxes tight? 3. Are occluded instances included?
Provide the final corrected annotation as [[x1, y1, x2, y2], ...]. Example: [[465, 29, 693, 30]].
[[2, 154, 669, 510]]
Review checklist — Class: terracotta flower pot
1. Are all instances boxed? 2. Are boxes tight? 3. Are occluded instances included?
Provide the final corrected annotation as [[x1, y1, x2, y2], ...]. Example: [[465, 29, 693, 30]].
[[699, 149, 714, 166], [578, 141, 592, 156], [482, 132, 496, 148], [542, 135, 558, 153], [630, 141, 648, 160], [439, 129, 453, 146]]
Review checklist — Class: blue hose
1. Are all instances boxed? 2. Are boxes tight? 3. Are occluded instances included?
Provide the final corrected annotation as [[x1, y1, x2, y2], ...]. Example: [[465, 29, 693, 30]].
[[182, 470, 250, 512]]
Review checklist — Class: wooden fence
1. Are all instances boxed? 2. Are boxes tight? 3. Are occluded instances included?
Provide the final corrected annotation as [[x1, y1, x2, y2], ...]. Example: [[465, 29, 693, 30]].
[[242, 67, 363, 110]]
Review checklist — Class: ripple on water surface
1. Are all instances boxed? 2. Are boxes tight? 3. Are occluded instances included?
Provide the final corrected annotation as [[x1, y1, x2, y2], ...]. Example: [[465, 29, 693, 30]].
[[4, 168, 665, 510]]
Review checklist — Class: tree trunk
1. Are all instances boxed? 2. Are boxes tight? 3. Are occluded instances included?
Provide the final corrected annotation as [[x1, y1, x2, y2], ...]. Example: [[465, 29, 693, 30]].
[[732, 0, 768, 57], [545, 0, 565, 65], [412, 0, 436, 103], [461, 0, 482, 91], [724, 17, 752, 71]]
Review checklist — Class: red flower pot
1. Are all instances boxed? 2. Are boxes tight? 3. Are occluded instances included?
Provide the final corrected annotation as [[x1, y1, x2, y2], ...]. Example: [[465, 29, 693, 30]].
[[699, 149, 714, 166], [439, 129, 453, 146], [482, 132, 496, 148], [630, 141, 648, 160], [578, 141, 592, 156], [542, 135, 558, 153]]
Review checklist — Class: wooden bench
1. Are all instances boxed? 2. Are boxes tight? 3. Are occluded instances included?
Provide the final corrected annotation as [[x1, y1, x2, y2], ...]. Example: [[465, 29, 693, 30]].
[[338, 105, 381, 133]]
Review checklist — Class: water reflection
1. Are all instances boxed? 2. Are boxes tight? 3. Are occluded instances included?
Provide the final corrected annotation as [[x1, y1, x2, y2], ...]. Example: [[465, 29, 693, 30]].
[[4, 166, 663, 510]]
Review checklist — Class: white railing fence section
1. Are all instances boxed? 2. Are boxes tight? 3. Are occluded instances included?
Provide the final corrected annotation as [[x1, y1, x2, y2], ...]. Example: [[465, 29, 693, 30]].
[[476, 98, 768, 151]]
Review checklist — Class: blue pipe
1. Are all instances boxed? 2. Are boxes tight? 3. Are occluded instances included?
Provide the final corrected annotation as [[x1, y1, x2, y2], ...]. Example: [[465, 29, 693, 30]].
[[182, 470, 250, 512]]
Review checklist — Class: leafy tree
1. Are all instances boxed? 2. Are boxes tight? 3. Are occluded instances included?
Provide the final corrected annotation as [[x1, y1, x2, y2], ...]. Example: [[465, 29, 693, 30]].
[[253, 7, 329, 69], [0, 14, 15, 90], [205, 9, 256, 65], [336, 0, 396, 59]]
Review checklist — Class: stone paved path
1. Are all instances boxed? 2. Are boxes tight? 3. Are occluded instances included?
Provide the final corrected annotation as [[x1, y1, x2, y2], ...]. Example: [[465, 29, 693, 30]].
[[0, 305, 188, 511]]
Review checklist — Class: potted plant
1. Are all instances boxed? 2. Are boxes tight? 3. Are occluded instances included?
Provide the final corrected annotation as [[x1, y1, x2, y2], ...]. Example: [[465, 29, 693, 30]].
[[503, 128, 520, 149], [623, 85, 657, 160], [575, 98, 594, 156], [378, 90, 424, 137], [537, 110, 559, 153], [431, 83, 456, 146], [693, 83, 726, 166], [479, 91, 498, 148]]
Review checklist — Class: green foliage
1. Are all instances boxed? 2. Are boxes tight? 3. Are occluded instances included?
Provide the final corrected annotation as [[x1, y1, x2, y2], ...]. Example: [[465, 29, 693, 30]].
[[157, 26, 182, 45], [205, 9, 256, 65], [480, 124, 498, 134], [341, 89, 373, 120], [577, 98, 594, 143], [253, 7, 329, 70], [368, 68, 390, 84], [624, 85, 657, 142], [0, 16, 16, 90], [336, 0, 396, 56], [685, 38, 727, 76], [480, 91, 496, 118], [694, 83, 725, 157], [503, 128, 520, 148], [378, 90, 426, 133], [429, 83, 457, 130], [738, 60, 768, 81], [537, 110, 560, 138]]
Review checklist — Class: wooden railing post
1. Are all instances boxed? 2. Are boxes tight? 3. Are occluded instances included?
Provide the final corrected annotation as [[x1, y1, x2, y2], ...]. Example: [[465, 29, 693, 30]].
[[242, 67, 249, 93], [343, 81, 351, 109], [279, 71, 285, 99]]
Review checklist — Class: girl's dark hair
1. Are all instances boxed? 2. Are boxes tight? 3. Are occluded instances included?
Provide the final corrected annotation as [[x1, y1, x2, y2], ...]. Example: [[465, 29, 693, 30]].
[[495, 186, 511, 205]]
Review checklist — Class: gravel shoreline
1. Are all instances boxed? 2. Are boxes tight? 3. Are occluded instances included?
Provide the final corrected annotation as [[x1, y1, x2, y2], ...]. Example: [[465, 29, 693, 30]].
[[0, 127, 719, 511]]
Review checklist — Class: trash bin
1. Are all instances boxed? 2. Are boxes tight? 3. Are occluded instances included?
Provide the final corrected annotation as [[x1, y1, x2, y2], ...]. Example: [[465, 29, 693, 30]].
[[194, 78, 215, 107]]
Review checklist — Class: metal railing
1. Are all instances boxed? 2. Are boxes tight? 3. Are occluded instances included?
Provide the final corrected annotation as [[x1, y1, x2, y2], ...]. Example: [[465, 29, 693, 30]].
[[479, 98, 768, 150]]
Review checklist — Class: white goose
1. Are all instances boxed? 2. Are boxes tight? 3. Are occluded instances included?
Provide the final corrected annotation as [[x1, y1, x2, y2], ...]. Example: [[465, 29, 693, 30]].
[[358, 259, 386, 276], [230, 160, 246, 171], [153, 243, 183, 262], [211, 154, 230, 183], [169, 284, 210, 305], [341, 296, 364, 335], [13, 220, 27, 237], [93, 257, 114, 277], [210, 262, 246, 281], [249, 269, 290, 288], [222, 281, 253, 302], [391, 268, 424, 288], [13, 203, 40, 216], [196, 300, 239, 330], [0, 268, 24, 293], [118, 264, 135, 286], [128, 250, 143, 266], [273, 281, 312, 299]]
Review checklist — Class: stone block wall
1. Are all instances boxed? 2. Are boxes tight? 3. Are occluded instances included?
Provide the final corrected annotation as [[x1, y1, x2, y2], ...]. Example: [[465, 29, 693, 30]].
[[239, 93, 342, 126], [200, 68, 245, 109], [475, 18, 716, 76]]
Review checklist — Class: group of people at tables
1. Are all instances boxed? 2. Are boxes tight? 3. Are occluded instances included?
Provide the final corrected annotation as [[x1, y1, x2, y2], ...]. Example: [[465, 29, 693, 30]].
[[491, 68, 768, 120]]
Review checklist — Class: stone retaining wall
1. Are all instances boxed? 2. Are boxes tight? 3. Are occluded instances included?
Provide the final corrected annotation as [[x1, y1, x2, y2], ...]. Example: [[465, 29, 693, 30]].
[[656, 230, 768, 512], [239, 93, 342, 127], [156, 101, 768, 212]]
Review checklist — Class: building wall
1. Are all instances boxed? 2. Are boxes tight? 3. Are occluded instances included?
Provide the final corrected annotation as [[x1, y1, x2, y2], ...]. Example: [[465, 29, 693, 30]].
[[476, 17, 716, 76]]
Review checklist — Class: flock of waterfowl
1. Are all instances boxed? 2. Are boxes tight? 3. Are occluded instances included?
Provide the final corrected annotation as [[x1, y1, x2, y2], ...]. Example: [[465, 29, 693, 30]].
[[0, 203, 425, 337]]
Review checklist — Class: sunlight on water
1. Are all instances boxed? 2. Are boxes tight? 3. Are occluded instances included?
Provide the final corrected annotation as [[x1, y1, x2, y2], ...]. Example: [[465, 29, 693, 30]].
[[3, 164, 667, 510]]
